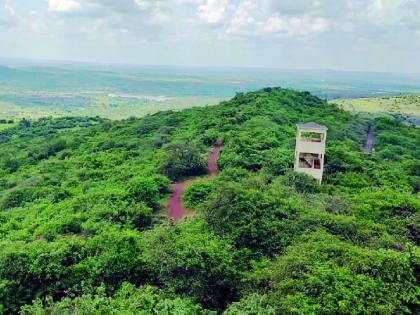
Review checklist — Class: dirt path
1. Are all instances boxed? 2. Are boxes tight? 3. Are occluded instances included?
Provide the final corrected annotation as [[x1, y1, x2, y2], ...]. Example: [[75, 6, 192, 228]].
[[364, 128, 375, 153], [208, 141, 223, 176], [167, 140, 222, 221]]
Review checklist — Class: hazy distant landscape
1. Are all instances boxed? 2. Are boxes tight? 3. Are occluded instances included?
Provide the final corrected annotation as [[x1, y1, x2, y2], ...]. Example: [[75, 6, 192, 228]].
[[2, 61, 420, 120]]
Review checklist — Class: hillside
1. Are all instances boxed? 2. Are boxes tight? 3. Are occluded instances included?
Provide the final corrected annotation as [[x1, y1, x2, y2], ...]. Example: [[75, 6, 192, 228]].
[[0, 88, 419, 314], [333, 94, 420, 126]]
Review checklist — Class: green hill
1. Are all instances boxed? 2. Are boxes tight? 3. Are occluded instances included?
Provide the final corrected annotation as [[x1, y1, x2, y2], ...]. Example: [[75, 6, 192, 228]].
[[0, 88, 419, 314]]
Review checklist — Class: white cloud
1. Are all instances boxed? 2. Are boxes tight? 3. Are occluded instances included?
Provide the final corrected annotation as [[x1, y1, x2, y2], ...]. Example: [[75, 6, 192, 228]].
[[1, 0, 420, 72], [0, 2, 18, 27], [29, 19, 47, 32], [4, 3, 15, 15], [312, 17, 327, 32], [260, 15, 287, 33], [150, 10, 170, 24], [261, 15, 327, 36], [197, 0, 228, 24], [227, 2, 328, 38], [263, 0, 348, 18], [368, 0, 385, 17], [93, 18, 103, 31], [226, 1, 256, 35], [48, 0, 81, 12], [178, 0, 203, 4], [231, 1, 256, 27], [135, 0, 153, 11]]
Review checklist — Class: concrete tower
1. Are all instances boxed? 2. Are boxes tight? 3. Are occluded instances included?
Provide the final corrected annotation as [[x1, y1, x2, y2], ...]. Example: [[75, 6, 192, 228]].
[[294, 122, 328, 184]]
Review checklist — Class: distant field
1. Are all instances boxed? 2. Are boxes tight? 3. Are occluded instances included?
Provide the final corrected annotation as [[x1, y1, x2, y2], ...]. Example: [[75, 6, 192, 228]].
[[0, 94, 223, 120], [0, 122, 17, 130], [2, 63, 420, 120], [332, 95, 420, 118]]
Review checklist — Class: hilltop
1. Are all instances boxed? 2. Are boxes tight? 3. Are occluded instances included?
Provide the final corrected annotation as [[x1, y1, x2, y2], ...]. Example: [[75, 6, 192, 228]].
[[0, 88, 419, 314]]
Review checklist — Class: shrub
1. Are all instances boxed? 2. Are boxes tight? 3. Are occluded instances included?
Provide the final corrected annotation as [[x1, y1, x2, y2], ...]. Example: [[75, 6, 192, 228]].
[[105, 203, 153, 230], [142, 220, 239, 311], [183, 180, 214, 208], [204, 182, 297, 257], [0, 187, 41, 210], [20, 283, 212, 315], [3, 159, 20, 173], [159, 143, 207, 181], [283, 171, 320, 193], [127, 177, 160, 210], [266, 231, 419, 315], [224, 294, 275, 315]]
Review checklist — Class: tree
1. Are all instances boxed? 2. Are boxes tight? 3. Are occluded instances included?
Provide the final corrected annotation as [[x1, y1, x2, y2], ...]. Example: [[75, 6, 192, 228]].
[[141, 219, 239, 311], [224, 294, 275, 315], [127, 176, 160, 210], [20, 283, 212, 315], [19, 118, 31, 128], [159, 143, 207, 181], [204, 182, 297, 257], [265, 231, 419, 315]]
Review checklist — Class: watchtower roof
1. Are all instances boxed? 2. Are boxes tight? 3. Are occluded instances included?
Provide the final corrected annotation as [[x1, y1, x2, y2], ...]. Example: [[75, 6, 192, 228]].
[[297, 122, 328, 131]]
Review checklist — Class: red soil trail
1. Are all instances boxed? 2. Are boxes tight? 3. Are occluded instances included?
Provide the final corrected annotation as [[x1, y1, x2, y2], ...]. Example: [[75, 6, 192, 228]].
[[167, 140, 223, 222], [208, 139, 223, 176], [167, 180, 195, 222]]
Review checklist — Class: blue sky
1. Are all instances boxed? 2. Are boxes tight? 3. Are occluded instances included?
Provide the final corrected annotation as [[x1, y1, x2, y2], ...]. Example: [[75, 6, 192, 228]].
[[1, 0, 420, 72]]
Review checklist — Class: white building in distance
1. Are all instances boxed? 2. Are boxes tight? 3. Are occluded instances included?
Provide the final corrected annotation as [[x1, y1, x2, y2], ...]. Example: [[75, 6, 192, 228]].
[[294, 122, 328, 184]]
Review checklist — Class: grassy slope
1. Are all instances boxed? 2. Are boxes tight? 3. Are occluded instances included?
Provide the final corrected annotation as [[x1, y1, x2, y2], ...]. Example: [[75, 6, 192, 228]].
[[0, 123, 16, 131], [332, 94, 420, 118], [0, 88, 418, 314]]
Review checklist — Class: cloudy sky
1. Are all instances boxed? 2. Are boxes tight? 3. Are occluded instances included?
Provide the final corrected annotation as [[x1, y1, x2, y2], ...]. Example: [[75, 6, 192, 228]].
[[1, 0, 420, 72]]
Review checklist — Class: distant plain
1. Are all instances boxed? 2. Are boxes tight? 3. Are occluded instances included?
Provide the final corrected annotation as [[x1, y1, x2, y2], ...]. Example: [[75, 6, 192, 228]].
[[1, 61, 420, 120]]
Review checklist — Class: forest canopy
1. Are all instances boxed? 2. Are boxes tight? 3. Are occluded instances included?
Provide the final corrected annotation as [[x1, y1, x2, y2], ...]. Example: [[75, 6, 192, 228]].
[[0, 88, 418, 314]]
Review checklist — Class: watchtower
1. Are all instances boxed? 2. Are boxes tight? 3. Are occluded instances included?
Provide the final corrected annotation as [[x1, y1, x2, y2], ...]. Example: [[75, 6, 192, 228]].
[[294, 122, 328, 184]]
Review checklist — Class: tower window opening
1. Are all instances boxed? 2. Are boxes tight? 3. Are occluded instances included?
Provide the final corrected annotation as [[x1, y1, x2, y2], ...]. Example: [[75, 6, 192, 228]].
[[301, 132, 323, 142], [298, 152, 320, 169]]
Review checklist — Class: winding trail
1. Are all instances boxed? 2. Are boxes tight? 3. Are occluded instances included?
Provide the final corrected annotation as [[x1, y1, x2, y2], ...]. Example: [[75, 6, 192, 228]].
[[364, 128, 375, 153], [167, 140, 223, 221]]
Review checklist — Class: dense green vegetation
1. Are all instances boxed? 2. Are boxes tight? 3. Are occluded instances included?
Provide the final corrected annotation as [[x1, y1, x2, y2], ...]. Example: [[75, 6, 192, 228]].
[[0, 88, 418, 314]]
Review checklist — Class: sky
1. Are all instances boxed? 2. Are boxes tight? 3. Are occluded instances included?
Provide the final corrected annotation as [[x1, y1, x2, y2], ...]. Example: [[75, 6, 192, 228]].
[[0, 0, 420, 72]]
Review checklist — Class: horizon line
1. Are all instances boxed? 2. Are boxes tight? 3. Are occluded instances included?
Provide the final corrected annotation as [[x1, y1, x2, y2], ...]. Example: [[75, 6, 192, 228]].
[[1, 56, 420, 76]]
